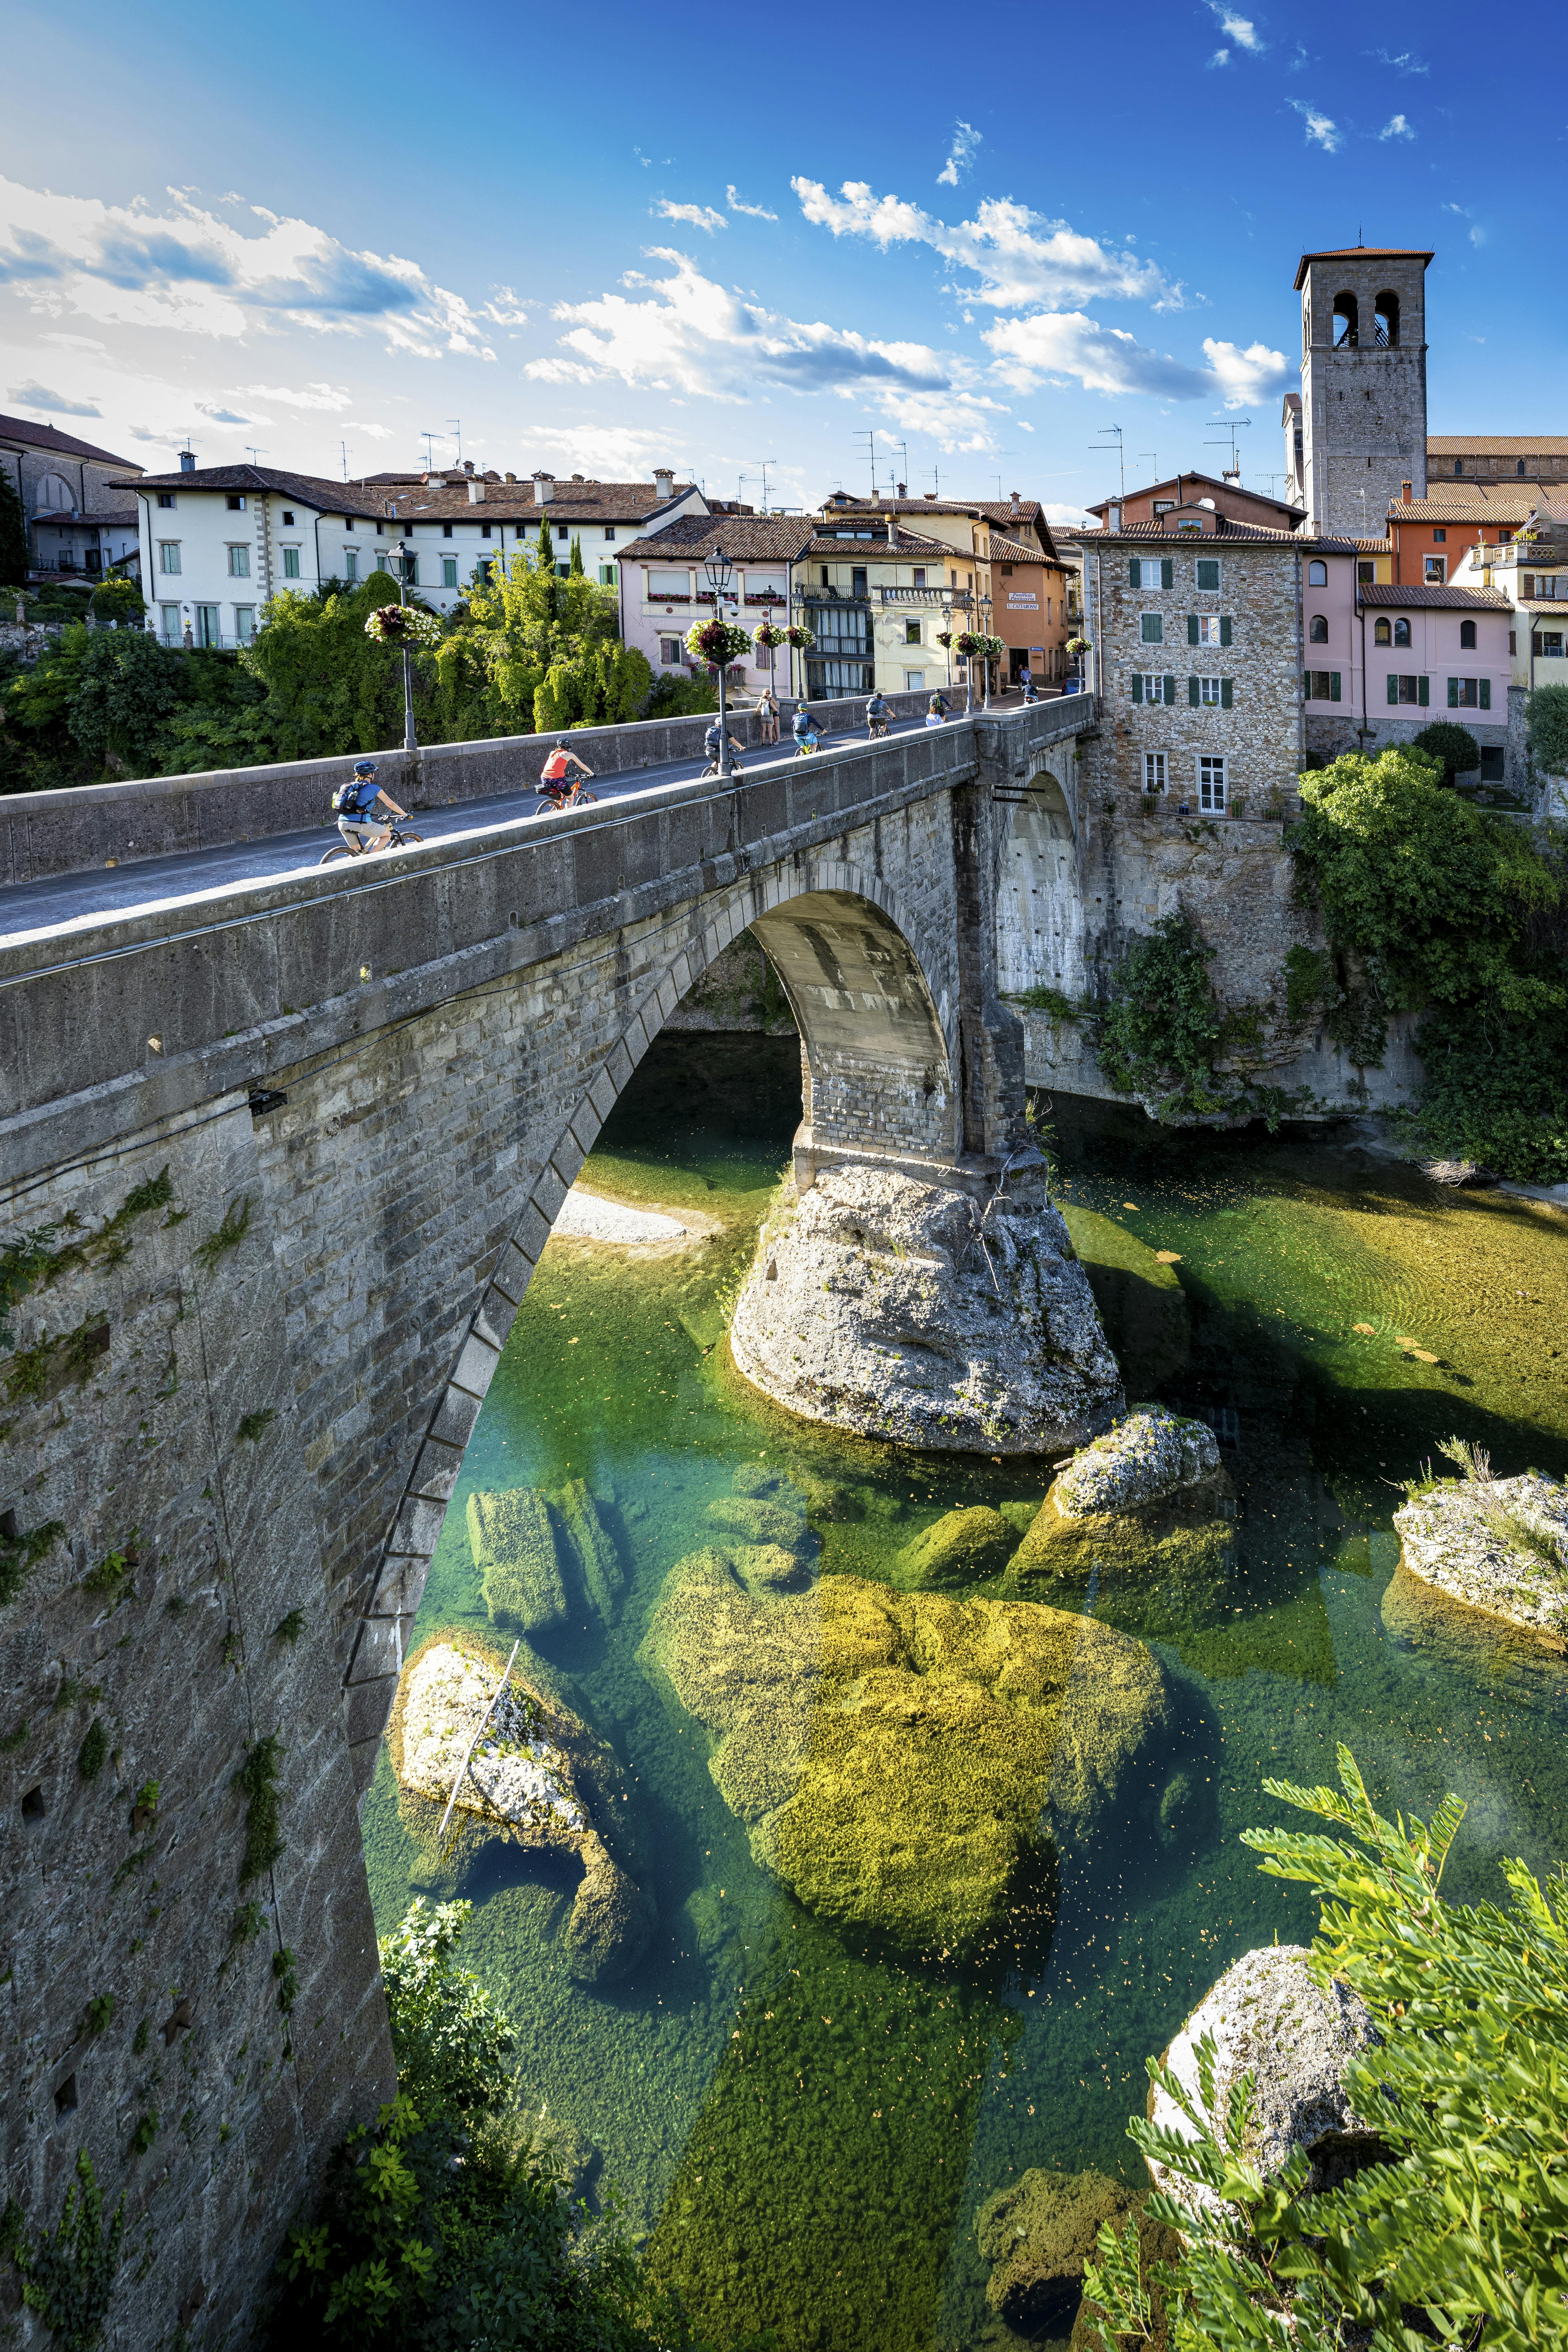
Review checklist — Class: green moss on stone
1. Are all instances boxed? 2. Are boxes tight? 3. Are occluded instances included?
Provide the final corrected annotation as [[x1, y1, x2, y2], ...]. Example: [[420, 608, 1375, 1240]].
[[976, 2166, 1136, 2330], [895, 1504, 1019, 1590], [551, 1477, 625, 1623], [466, 1487, 568, 1636]]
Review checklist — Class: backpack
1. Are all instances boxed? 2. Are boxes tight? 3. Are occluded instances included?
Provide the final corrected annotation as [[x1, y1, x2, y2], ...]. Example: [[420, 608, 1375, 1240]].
[[332, 776, 377, 817]]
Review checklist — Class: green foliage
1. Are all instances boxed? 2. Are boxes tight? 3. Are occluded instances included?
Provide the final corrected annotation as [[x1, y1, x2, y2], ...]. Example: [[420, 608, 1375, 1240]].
[[242, 574, 408, 761], [1006, 985, 1080, 1019], [82, 1529, 140, 1597], [643, 671, 718, 720], [1406, 999, 1568, 1182], [234, 1732, 285, 1884], [0, 468, 28, 586], [379, 1901, 516, 2119], [274, 1945, 299, 2017], [76, 1718, 109, 1781], [194, 1193, 252, 1273], [86, 577, 146, 627], [128, 2111, 158, 2158], [273, 1608, 306, 1644], [236, 1406, 277, 1442], [1409, 719, 1482, 782], [1081, 1745, 1568, 2352], [0, 1514, 66, 1607], [5, 2152, 126, 2352], [1096, 914, 1280, 1122], [1528, 682, 1568, 777], [83, 1994, 114, 2038]]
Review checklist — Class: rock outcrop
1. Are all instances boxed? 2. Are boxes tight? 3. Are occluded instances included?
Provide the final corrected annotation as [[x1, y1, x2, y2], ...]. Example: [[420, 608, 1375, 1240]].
[[895, 1505, 1018, 1589], [1393, 1468, 1568, 1644], [467, 1478, 628, 1639], [976, 2167, 1136, 2331], [1147, 1945, 1382, 2212], [638, 1556, 1171, 1957], [727, 1163, 1122, 1455], [391, 1635, 653, 1984], [1054, 1408, 1222, 1517]]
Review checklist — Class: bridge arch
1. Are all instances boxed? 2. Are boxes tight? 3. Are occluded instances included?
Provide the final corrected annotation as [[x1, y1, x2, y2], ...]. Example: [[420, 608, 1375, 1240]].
[[995, 765, 1086, 1003], [343, 856, 960, 1778]]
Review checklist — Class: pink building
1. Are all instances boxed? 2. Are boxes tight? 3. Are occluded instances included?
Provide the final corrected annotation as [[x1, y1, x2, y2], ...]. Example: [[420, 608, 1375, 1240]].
[[1300, 548, 1510, 769], [615, 513, 817, 701]]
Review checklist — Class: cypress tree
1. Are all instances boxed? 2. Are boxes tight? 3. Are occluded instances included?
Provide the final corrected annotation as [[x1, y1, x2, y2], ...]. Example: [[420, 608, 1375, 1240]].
[[535, 515, 554, 571], [568, 533, 585, 577]]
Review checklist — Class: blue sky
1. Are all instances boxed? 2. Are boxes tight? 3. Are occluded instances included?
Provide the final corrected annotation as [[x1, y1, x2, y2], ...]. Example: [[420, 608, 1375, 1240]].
[[0, 0, 1546, 521]]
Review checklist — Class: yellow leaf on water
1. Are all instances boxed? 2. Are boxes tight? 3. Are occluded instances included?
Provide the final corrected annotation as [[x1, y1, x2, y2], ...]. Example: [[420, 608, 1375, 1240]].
[[1412, 1350, 1440, 1365], [1122, 1202, 1139, 1210], [1396, 1336, 1422, 1348], [1352, 1323, 1376, 1336], [1155, 1251, 1182, 1263]]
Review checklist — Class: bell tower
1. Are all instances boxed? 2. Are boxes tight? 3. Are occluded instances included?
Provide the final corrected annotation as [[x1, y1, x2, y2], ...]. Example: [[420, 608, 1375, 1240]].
[[1296, 246, 1432, 538]]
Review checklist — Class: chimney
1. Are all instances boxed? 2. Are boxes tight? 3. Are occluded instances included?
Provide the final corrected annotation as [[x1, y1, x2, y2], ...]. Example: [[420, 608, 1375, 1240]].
[[922, 491, 937, 501], [652, 467, 675, 500], [468, 477, 485, 503], [886, 513, 896, 546], [1010, 490, 1020, 508], [504, 470, 516, 483], [533, 470, 554, 505], [179, 451, 195, 473], [896, 481, 907, 497], [1401, 480, 1412, 503], [463, 459, 474, 475], [1107, 502, 1123, 533]]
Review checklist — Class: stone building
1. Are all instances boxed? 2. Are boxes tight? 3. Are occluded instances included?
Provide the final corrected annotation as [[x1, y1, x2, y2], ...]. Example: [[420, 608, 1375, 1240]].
[[0, 412, 142, 582], [1087, 469, 1303, 536], [1289, 246, 1433, 537]]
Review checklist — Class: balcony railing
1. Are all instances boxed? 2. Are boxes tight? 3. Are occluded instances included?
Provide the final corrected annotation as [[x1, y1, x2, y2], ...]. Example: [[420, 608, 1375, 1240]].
[[873, 586, 972, 607]]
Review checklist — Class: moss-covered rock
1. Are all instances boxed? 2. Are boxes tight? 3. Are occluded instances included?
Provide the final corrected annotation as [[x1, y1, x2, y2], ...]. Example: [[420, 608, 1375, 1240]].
[[1054, 1407, 1221, 1518], [976, 2166, 1135, 2330], [467, 1487, 569, 1636], [639, 1562, 1172, 1957], [895, 1504, 1019, 1590], [705, 1493, 818, 1559], [552, 1476, 626, 1622]]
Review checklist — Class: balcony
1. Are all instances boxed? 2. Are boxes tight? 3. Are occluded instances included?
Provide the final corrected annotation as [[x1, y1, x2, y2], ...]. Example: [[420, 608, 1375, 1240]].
[[873, 586, 972, 608]]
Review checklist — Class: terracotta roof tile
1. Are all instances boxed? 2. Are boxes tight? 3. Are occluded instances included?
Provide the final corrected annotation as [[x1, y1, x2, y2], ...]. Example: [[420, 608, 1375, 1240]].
[[1428, 436, 1568, 456], [1359, 582, 1512, 611], [614, 515, 817, 564], [0, 412, 142, 470]]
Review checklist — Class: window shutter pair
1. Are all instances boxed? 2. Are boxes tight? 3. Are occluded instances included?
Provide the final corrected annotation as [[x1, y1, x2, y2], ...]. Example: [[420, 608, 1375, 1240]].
[[1419, 676, 1430, 706]]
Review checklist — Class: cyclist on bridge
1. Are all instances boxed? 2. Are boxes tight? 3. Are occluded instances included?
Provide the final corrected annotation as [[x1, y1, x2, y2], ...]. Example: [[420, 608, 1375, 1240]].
[[539, 738, 596, 808], [331, 759, 406, 854]]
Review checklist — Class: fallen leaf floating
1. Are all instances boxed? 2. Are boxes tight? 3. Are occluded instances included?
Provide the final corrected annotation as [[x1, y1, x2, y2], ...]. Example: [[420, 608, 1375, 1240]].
[[1396, 1336, 1421, 1348], [1155, 1250, 1182, 1264], [1352, 1323, 1376, 1336], [1411, 1349, 1440, 1364], [1122, 1202, 1139, 1210]]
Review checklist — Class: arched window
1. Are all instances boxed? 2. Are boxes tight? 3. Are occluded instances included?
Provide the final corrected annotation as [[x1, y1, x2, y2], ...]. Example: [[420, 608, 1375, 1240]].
[[35, 471, 74, 512], [1374, 291, 1400, 348], [1309, 614, 1328, 642], [1517, 459, 1526, 476], [1460, 619, 1477, 649], [1307, 559, 1327, 585], [1332, 291, 1359, 348], [1374, 618, 1391, 646], [1394, 617, 1411, 648], [1454, 460, 1464, 475]]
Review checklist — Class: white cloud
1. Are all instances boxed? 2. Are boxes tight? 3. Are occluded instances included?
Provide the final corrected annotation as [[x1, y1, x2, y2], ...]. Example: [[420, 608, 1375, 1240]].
[[653, 200, 726, 234], [525, 424, 695, 477], [1373, 47, 1428, 73], [236, 379, 352, 410], [482, 287, 528, 326], [793, 178, 1171, 309], [1201, 336, 1291, 406], [937, 122, 982, 188], [522, 357, 603, 385], [0, 174, 502, 357], [984, 313, 1211, 400], [1208, 3, 1263, 50], [1378, 113, 1414, 140], [726, 186, 778, 221], [1443, 201, 1486, 246], [1208, 48, 1231, 67], [6, 377, 101, 415], [196, 401, 252, 423], [1289, 100, 1341, 151]]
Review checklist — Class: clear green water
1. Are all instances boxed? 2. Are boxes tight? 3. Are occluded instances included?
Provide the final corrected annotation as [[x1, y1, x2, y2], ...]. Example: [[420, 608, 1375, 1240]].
[[362, 1039, 1568, 2352]]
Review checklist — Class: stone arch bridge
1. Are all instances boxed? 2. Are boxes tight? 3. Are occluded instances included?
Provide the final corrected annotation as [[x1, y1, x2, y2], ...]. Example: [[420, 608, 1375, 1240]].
[[0, 698, 1094, 2349]]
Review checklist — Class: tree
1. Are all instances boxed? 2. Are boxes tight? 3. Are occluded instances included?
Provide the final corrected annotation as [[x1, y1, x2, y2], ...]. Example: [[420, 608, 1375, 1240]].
[[243, 574, 411, 760], [568, 533, 585, 577], [1527, 682, 1568, 778], [0, 470, 28, 588], [536, 516, 555, 574], [65, 629, 187, 777], [1409, 719, 1481, 783]]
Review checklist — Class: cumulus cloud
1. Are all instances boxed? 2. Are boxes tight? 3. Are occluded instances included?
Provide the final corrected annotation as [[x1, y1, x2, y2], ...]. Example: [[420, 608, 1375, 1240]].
[[1289, 100, 1341, 150], [654, 200, 726, 234], [793, 178, 1172, 309], [236, 379, 352, 410], [1378, 112, 1414, 139], [984, 313, 1212, 400], [1202, 336, 1292, 406], [6, 377, 101, 415], [0, 174, 503, 357], [937, 122, 982, 188], [1208, 3, 1263, 49], [726, 186, 778, 221]]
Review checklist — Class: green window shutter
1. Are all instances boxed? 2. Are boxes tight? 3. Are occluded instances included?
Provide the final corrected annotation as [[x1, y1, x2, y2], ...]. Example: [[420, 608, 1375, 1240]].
[[1387, 674, 1398, 706], [1132, 672, 1143, 703], [1129, 557, 1139, 587], [1187, 675, 1199, 707], [1480, 678, 1491, 709], [1187, 614, 1199, 645], [1164, 676, 1176, 705], [1221, 677, 1233, 709], [1219, 615, 1232, 647], [1161, 559, 1174, 590], [1330, 672, 1341, 702], [1419, 675, 1430, 707], [1447, 676, 1458, 707]]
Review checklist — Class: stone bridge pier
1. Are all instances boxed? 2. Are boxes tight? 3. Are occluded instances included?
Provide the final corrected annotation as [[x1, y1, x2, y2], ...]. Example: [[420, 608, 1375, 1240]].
[[0, 697, 1094, 2348]]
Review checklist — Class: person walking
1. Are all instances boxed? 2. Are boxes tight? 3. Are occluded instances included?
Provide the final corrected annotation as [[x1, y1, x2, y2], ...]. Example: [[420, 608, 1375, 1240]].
[[924, 693, 950, 728], [755, 688, 779, 746]]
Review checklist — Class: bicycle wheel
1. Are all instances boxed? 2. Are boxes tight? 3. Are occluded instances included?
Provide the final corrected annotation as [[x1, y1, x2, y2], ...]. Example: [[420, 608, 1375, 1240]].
[[393, 830, 424, 846], [319, 843, 356, 864], [570, 789, 598, 806]]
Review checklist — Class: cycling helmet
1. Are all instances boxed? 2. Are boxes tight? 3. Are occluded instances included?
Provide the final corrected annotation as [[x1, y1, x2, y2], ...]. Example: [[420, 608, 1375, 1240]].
[[353, 758, 378, 777], [555, 737, 569, 748]]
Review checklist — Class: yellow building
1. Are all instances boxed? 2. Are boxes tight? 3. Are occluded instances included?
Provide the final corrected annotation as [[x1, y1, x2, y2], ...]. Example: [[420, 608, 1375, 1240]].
[[794, 514, 973, 700]]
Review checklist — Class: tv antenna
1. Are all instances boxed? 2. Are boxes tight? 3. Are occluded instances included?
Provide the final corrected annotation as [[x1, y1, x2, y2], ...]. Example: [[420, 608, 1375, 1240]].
[[1204, 417, 1251, 480], [340, 441, 351, 481], [1137, 451, 1159, 485], [244, 446, 267, 467], [1093, 425, 1125, 499], [745, 457, 778, 511], [446, 417, 462, 464], [852, 428, 878, 499]]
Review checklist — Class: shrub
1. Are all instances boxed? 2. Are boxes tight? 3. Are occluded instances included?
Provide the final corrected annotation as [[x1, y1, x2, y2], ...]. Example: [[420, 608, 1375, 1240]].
[[1409, 718, 1481, 782], [1080, 1745, 1568, 2352], [1093, 913, 1281, 1122], [1528, 682, 1568, 778]]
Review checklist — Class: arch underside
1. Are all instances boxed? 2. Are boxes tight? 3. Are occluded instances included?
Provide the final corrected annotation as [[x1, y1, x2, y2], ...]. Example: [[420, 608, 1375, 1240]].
[[996, 765, 1085, 1001]]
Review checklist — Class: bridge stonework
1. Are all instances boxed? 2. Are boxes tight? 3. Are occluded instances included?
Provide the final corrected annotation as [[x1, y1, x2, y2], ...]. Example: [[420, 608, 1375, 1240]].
[[0, 701, 1090, 2347]]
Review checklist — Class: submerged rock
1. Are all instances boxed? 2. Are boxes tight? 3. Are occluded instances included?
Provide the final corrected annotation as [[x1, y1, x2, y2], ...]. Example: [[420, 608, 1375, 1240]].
[[1147, 1945, 1382, 2212], [727, 1163, 1122, 1455], [706, 1494, 817, 1559], [1054, 1408, 1222, 1518], [392, 1636, 653, 1984], [895, 1505, 1019, 1590], [976, 2167, 1135, 2330], [1393, 1469, 1568, 1644], [554, 1477, 626, 1621], [638, 1559, 1171, 1956], [468, 1487, 568, 1636]]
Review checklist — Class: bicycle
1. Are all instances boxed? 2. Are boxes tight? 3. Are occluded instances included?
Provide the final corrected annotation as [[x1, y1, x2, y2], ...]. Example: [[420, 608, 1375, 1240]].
[[698, 755, 746, 781], [533, 778, 599, 816], [867, 716, 891, 740], [318, 823, 425, 865], [793, 737, 822, 758]]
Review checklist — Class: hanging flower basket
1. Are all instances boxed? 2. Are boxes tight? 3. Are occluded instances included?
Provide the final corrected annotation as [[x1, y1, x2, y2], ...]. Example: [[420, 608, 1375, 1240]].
[[686, 618, 751, 667], [1065, 635, 1090, 658], [783, 624, 815, 650], [364, 603, 443, 648], [954, 630, 985, 657], [935, 631, 953, 649], [752, 621, 788, 650]]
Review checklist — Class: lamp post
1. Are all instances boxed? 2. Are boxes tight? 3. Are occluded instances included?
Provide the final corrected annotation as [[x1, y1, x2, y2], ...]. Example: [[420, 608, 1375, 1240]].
[[703, 542, 735, 780], [386, 502, 418, 754]]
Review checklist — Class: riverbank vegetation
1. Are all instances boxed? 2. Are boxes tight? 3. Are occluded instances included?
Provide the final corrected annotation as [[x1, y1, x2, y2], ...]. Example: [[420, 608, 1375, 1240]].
[[1080, 1745, 1568, 2352]]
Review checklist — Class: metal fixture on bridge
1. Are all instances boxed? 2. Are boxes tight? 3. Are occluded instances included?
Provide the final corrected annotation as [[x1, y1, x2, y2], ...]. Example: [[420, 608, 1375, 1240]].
[[385, 501, 420, 755]]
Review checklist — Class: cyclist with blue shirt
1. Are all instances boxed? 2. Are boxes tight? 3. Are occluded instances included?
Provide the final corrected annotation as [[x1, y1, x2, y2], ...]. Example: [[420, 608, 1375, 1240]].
[[331, 759, 405, 854]]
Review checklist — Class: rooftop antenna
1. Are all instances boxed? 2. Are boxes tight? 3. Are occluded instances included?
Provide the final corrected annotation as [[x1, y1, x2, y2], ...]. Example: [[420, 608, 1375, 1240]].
[[244, 446, 267, 467], [890, 440, 909, 494], [853, 428, 877, 499], [931, 463, 942, 496], [340, 440, 350, 481], [747, 457, 777, 512], [421, 431, 437, 473], [1093, 425, 1125, 499], [446, 417, 462, 464], [1137, 451, 1159, 484], [1204, 416, 1251, 482]]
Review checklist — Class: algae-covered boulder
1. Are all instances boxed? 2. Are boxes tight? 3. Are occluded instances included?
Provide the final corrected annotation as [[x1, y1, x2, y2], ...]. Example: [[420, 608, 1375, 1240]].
[[1054, 1408, 1222, 1518], [553, 1477, 626, 1622], [895, 1505, 1018, 1590], [976, 2168, 1135, 2330], [706, 1494, 818, 1560], [639, 1561, 1172, 1956], [1393, 1468, 1568, 1645], [391, 1635, 653, 1984], [467, 1487, 569, 1636]]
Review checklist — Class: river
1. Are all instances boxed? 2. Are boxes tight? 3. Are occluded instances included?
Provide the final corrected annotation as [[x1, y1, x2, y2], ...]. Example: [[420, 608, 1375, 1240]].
[[361, 1032, 1568, 2352]]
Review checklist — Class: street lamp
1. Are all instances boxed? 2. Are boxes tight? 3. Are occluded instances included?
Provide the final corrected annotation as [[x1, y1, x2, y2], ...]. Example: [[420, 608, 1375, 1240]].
[[386, 504, 418, 755], [703, 543, 736, 780]]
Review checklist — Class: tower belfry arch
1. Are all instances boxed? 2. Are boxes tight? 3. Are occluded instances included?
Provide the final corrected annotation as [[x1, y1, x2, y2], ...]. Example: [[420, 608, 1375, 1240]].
[[1293, 244, 1432, 537]]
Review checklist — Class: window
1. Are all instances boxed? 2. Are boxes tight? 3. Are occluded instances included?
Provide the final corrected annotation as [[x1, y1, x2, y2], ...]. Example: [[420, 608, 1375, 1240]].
[[1374, 290, 1400, 348], [226, 494, 246, 512], [1447, 677, 1491, 709], [1332, 290, 1359, 347], [1533, 632, 1565, 658], [1425, 556, 1447, 584], [281, 547, 300, 578], [904, 669, 924, 691], [1431, 528, 1447, 543], [1195, 557, 1220, 593], [157, 492, 175, 509], [1140, 613, 1164, 644], [158, 541, 181, 574], [1394, 618, 1412, 648], [1358, 561, 1376, 584], [1459, 619, 1477, 649], [820, 565, 830, 588], [1176, 518, 1203, 534], [226, 544, 250, 577], [443, 557, 459, 587], [1132, 557, 1174, 589], [1307, 560, 1328, 586], [659, 637, 683, 665], [649, 570, 689, 600], [1518, 459, 1527, 477], [1190, 614, 1227, 647], [442, 522, 453, 538], [195, 604, 221, 648], [282, 510, 295, 526], [851, 567, 868, 598], [1510, 630, 1517, 655], [481, 522, 492, 540], [1309, 614, 1328, 643], [344, 550, 358, 583], [1143, 751, 1167, 793], [1191, 675, 1230, 707], [344, 517, 355, 531], [1152, 500, 1175, 516], [1388, 674, 1430, 704], [1304, 671, 1342, 701], [912, 567, 926, 589], [403, 557, 418, 585], [1198, 754, 1226, 811], [159, 602, 180, 642], [904, 619, 922, 645], [604, 526, 616, 542], [1372, 617, 1391, 645], [234, 605, 255, 645], [1132, 674, 1174, 703], [598, 565, 615, 586]]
